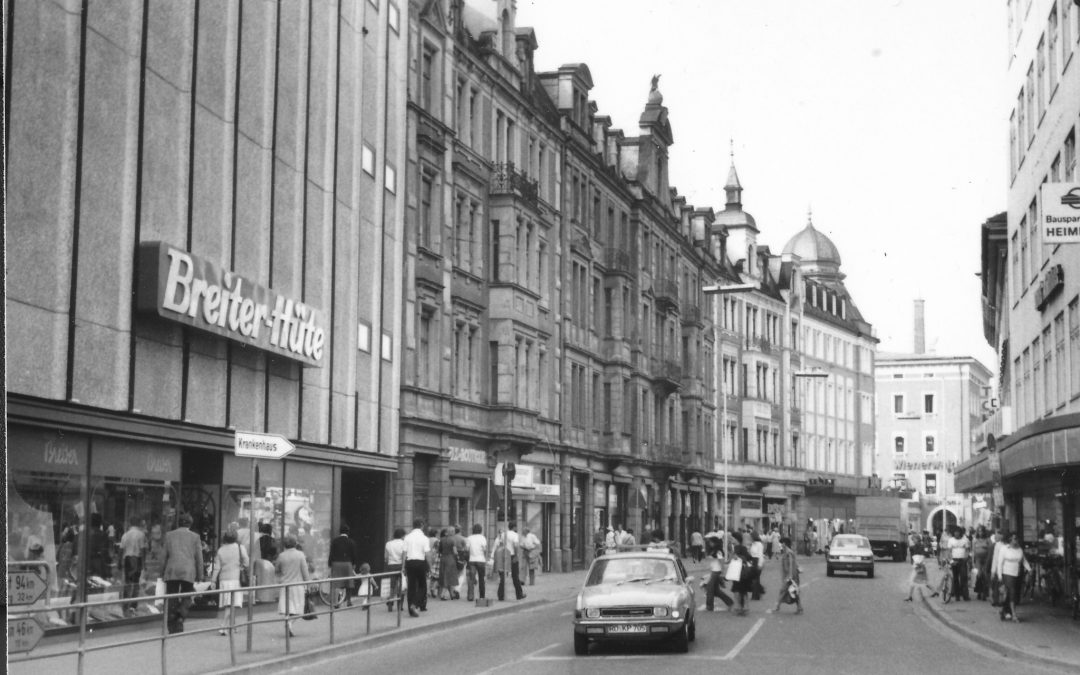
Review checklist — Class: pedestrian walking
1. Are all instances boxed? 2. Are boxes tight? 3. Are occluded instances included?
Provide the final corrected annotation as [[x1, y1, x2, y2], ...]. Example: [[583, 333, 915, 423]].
[[990, 530, 1006, 606], [727, 535, 753, 616], [704, 534, 734, 612], [403, 519, 430, 617], [328, 523, 359, 607], [768, 537, 803, 614], [904, 541, 939, 601], [426, 527, 441, 600], [493, 531, 510, 601], [749, 531, 766, 600], [994, 532, 1031, 622], [593, 526, 606, 559], [521, 527, 541, 585], [437, 528, 459, 600], [465, 524, 488, 601], [213, 530, 248, 634], [161, 513, 205, 634], [690, 530, 704, 562], [504, 522, 526, 599], [119, 520, 147, 615], [947, 527, 971, 601], [971, 526, 991, 600], [768, 527, 781, 560], [274, 535, 310, 637], [383, 527, 406, 612]]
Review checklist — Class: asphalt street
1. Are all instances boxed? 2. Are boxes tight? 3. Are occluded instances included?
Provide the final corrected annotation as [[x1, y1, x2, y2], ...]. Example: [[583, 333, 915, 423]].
[[293, 558, 1073, 675]]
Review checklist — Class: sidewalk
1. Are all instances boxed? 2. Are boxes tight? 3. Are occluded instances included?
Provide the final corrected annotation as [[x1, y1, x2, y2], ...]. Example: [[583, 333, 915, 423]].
[[916, 582, 1080, 671], [9, 570, 583, 675]]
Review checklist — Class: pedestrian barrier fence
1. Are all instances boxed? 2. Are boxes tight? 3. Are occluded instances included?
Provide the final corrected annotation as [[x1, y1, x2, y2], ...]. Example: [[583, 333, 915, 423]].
[[7, 569, 405, 675]]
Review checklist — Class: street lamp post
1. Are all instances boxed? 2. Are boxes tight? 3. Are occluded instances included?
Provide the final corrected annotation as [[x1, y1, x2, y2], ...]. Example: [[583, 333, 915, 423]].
[[703, 282, 758, 535]]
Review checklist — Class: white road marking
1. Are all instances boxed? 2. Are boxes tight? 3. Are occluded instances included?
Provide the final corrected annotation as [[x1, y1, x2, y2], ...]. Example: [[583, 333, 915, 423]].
[[721, 617, 765, 660], [475, 643, 561, 674], [560, 610, 573, 617]]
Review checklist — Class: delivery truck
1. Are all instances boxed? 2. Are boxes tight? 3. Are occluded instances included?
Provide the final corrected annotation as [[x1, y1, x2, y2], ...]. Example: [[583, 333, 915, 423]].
[[854, 495, 909, 562]]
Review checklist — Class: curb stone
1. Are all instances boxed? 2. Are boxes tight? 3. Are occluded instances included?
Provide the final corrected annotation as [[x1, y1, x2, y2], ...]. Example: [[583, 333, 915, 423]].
[[204, 598, 552, 675], [915, 588, 1075, 672]]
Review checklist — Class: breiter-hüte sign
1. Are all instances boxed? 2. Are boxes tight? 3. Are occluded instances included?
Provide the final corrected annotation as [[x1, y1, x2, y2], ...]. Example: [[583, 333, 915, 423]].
[[1040, 183, 1080, 244]]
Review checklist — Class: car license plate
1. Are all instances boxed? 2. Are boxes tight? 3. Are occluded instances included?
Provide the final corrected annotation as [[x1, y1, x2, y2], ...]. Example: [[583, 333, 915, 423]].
[[843, 556, 859, 561], [608, 624, 648, 634]]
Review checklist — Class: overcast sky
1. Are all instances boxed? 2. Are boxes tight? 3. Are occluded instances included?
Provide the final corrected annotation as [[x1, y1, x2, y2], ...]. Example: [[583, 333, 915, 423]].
[[514, 0, 1005, 368]]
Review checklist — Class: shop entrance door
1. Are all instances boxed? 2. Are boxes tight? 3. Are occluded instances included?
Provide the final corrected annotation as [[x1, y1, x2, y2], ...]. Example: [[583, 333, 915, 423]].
[[340, 470, 388, 572]]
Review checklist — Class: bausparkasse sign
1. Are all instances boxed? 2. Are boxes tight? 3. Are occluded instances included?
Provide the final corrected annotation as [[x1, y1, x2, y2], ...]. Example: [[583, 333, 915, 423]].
[[137, 242, 326, 367], [1040, 182, 1080, 244]]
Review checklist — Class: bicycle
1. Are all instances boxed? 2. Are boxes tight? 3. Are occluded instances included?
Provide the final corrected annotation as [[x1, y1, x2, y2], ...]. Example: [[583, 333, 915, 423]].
[[315, 574, 349, 608], [939, 560, 954, 603]]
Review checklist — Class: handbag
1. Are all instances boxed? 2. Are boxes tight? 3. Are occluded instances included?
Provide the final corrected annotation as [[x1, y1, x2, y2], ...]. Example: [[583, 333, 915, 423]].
[[302, 595, 318, 620], [237, 544, 251, 586]]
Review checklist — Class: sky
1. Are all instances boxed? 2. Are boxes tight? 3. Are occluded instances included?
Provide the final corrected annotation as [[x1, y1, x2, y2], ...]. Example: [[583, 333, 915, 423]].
[[513, 0, 1005, 368]]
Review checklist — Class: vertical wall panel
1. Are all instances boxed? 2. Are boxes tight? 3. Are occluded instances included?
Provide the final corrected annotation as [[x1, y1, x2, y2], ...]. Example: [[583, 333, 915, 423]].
[[7, 0, 82, 399], [71, 1, 143, 410], [185, 0, 237, 427], [131, 0, 196, 419], [299, 0, 339, 445]]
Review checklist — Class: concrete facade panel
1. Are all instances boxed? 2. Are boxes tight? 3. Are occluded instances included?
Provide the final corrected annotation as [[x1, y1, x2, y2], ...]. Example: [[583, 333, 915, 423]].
[[7, 302, 70, 399], [185, 340, 228, 427], [70, 320, 129, 411], [233, 134, 273, 279], [266, 360, 301, 440], [140, 72, 191, 245], [228, 347, 267, 432], [132, 329, 183, 418]]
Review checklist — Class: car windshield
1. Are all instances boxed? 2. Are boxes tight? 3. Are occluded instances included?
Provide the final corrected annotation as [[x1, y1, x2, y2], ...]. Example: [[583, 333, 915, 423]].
[[586, 558, 677, 586], [833, 537, 869, 549]]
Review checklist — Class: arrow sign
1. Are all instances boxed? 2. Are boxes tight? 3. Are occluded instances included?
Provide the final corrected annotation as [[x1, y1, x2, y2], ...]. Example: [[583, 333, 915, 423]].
[[234, 431, 295, 459], [8, 569, 48, 606], [8, 617, 45, 653]]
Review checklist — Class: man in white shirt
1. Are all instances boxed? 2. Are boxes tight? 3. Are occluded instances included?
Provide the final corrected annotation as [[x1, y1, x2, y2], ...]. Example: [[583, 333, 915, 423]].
[[465, 524, 488, 601], [503, 523, 525, 600], [989, 530, 1007, 607], [403, 518, 431, 616], [383, 527, 406, 612], [947, 527, 971, 602], [119, 521, 147, 615]]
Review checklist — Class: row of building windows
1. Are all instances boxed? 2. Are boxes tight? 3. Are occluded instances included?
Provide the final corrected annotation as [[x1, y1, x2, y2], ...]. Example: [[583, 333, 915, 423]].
[[1008, 0, 1077, 180], [1011, 126, 1076, 300], [891, 434, 937, 454], [892, 393, 936, 415], [1013, 294, 1080, 427]]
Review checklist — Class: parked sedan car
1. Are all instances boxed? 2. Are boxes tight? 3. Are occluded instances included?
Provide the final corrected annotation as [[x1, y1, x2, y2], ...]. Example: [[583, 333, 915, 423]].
[[573, 551, 696, 655], [826, 534, 875, 578]]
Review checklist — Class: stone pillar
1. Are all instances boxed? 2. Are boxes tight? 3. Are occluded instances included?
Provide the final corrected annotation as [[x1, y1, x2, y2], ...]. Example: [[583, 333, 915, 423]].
[[560, 467, 573, 572], [549, 468, 563, 572], [659, 479, 671, 542], [584, 475, 596, 566], [629, 477, 645, 543], [429, 456, 451, 529], [395, 454, 415, 529]]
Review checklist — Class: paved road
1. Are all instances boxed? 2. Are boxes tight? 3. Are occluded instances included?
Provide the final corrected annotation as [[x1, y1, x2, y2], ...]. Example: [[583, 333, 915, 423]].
[[294, 558, 1072, 675]]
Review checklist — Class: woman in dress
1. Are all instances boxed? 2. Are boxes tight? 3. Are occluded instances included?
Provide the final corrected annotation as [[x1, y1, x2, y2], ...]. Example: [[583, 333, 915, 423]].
[[214, 530, 248, 634], [438, 528, 459, 600], [727, 533, 754, 615], [274, 534, 310, 636]]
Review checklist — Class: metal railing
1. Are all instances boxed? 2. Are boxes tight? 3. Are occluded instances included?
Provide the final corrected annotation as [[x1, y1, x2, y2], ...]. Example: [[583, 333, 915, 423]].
[[8, 569, 404, 675]]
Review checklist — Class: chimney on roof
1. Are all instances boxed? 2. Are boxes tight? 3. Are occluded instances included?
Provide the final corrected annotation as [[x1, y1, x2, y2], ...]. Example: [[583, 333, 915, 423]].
[[914, 299, 925, 355]]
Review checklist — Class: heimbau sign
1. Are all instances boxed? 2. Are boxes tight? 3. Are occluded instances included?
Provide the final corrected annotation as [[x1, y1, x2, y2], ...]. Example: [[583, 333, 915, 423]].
[[1040, 183, 1080, 243], [137, 242, 326, 366]]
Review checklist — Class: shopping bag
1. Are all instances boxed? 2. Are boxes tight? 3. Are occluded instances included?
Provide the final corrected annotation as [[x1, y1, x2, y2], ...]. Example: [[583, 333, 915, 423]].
[[302, 595, 318, 620], [724, 558, 743, 583], [154, 578, 166, 608]]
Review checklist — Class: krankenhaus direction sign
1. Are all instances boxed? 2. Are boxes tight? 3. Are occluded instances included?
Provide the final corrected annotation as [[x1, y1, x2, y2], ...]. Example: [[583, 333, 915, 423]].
[[137, 242, 326, 366], [1040, 182, 1080, 244]]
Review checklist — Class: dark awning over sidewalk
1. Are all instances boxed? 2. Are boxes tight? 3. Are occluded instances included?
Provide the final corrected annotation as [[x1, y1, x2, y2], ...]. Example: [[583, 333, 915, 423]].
[[955, 412, 1080, 492]]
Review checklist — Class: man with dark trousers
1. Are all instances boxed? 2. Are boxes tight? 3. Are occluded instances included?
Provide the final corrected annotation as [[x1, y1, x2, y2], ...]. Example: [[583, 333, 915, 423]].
[[161, 513, 204, 633], [504, 522, 526, 600], [403, 518, 431, 617]]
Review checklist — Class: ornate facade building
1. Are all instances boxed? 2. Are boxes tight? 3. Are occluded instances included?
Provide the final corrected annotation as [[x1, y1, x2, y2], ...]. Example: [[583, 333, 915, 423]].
[[398, 0, 878, 570]]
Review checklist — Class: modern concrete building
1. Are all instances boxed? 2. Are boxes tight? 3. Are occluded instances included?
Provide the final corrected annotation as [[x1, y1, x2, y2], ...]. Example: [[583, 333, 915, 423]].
[[875, 302, 994, 533], [957, 0, 1080, 577], [7, 0, 409, 629]]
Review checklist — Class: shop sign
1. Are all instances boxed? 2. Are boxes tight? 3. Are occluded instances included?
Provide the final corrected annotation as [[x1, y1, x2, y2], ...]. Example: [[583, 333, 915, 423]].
[[893, 459, 957, 473], [1034, 264, 1064, 311], [767, 503, 785, 516], [448, 445, 487, 467], [8, 618, 44, 653], [534, 483, 560, 497], [495, 462, 535, 487], [93, 440, 182, 481], [740, 496, 762, 513], [137, 242, 326, 367], [1040, 182, 1080, 243], [992, 485, 1004, 507]]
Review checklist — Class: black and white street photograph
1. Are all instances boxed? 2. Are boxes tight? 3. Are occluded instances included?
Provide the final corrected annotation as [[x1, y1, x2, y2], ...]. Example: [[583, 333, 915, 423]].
[[5, 1, 1080, 673]]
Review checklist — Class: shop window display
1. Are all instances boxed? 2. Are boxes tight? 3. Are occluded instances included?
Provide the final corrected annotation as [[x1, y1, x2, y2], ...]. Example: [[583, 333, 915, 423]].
[[284, 461, 333, 584]]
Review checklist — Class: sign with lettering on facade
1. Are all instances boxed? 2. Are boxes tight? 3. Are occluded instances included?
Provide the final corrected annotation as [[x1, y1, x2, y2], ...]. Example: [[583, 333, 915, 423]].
[[494, 462, 535, 487], [1040, 183, 1080, 243], [137, 242, 326, 366], [8, 568, 47, 605], [893, 459, 958, 473], [448, 445, 487, 466], [234, 431, 295, 460]]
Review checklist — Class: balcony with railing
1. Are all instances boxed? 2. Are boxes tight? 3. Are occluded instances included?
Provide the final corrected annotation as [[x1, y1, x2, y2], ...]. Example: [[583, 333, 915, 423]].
[[603, 247, 633, 276], [489, 162, 538, 208], [654, 359, 683, 395], [654, 278, 679, 311]]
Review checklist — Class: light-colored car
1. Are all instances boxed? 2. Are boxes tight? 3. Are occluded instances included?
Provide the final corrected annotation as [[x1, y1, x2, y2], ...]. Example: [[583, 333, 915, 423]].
[[573, 551, 697, 655], [826, 534, 875, 578]]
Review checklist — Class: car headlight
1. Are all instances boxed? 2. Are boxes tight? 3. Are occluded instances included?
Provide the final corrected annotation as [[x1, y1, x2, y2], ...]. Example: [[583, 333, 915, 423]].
[[653, 607, 669, 617], [585, 608, 600, 619]]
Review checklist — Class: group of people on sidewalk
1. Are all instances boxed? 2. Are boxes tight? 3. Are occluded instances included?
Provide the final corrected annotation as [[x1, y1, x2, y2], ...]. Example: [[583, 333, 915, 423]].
[[700, 527, 803, 617], [385, 519, 540, 618], [905, 525, 1047, 624]]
